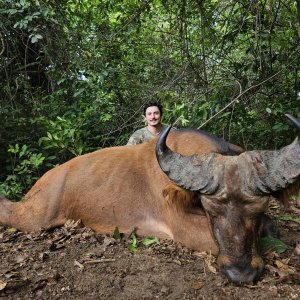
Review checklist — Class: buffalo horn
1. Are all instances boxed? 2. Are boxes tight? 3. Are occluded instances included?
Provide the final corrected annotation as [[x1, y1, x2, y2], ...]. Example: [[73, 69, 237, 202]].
[[156, 126, 221, 193], [285, 114, 300, 136], [246, 114, 300, 194]]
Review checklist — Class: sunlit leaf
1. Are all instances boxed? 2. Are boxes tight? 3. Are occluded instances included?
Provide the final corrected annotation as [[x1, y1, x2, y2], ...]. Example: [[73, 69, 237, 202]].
[[266, 107, 272, 113], [0, 280, 7, 291], [277, 214, 300, 224], [142, 236, 159, 246], [128, 233, 138, 252], [7, 227, 18, 234]]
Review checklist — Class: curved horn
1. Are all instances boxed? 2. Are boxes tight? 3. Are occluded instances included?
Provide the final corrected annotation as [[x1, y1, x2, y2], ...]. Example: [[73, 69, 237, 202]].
[[285, 114, 300, 136], [246, 114, 300, 194], [155, 126, 222, 193], [155, 125, 173, 158]]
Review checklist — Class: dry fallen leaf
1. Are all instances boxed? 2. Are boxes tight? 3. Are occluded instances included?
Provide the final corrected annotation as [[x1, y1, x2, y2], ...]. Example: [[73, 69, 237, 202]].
[[194, 251, 217, 274], [47, 277, 58, 285], [173, 259, 181, 266], [191, 280, 205, 290], [0, 280, 7, 291], [194, 251, 209, 258], [281, 257, 291, 265], [266, 255, 296, 280], [33, 280, 47, 291], [207, 262, 218, 274], [64, 219, 82, 229], [295, 242, 300, 256], [74, 260, 84, 270], [275, 259, 284, 269], [102, 236, 115, 247], [14, 255, 28, 267], [39, 252, 49, 262]]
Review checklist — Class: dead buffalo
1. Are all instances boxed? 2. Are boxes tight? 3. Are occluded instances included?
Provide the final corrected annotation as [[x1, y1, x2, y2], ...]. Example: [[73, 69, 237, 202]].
[[0, 114, 300, 284]]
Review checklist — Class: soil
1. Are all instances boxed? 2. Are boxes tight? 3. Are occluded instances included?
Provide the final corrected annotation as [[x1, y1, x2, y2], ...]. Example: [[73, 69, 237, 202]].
[[0, 201, 300, 300]]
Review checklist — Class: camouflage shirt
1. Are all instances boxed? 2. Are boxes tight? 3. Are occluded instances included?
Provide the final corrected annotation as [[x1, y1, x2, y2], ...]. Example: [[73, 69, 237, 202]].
[[127, 125, 168, 145]]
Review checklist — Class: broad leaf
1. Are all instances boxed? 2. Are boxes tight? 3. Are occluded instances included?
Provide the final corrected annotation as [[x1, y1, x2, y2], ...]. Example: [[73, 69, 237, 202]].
[[260, 236, 288, 254]]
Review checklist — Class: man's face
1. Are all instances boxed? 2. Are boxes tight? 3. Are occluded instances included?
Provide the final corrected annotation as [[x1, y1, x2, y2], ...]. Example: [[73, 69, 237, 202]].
[[144, 106, 162, 126]]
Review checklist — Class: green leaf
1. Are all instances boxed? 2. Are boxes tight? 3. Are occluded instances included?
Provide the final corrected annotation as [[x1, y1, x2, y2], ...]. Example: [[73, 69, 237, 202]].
[[52, 133, 59, 140], [84, 252, 95, 257], [7, 9, 19, 15], [73, 88, 85, 97], [8, 144, 19, 154], [142, 236, 159, 246], [112, 227, 121, 240], [266, 107, 272, 113], [7, 227, 18, 234], [31, 34, 43, 43], [277, 214, 300, 224], [19, 145, 28, 158], [128, 233, 138, 252], [260, 236, 288, 254], [128, 243, 137, 252], [47, 132, 53, 140]]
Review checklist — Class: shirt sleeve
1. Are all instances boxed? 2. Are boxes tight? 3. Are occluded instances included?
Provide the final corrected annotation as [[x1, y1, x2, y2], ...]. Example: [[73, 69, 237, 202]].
[[127, 131, 142, 145]]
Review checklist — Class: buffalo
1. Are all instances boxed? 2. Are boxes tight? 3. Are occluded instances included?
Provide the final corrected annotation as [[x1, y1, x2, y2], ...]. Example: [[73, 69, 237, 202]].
[[0, 114, 299, 284]]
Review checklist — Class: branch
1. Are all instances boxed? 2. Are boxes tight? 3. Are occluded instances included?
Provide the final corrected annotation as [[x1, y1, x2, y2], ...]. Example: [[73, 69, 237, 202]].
[[197, 71, 281, 129], [0, 32, 4, 56], [197, 46, 300, 130], [297, 0, 300, 39], [17, 61, 41, 71]]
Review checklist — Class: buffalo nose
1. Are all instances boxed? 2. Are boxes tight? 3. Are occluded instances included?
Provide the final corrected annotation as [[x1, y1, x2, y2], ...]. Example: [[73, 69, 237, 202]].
[[221, 266, 261, 284]]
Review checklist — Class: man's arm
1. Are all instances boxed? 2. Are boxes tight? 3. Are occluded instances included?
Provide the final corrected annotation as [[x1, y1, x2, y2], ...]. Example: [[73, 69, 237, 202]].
[[127, 130, 143, 145]]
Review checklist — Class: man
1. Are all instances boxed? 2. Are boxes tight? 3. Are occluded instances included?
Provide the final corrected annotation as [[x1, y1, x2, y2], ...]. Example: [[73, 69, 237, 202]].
[[127, 102, 167, 145]]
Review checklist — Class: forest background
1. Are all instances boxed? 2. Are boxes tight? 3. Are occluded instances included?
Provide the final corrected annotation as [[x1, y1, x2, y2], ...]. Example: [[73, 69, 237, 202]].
[[0, 0, 300, 201]]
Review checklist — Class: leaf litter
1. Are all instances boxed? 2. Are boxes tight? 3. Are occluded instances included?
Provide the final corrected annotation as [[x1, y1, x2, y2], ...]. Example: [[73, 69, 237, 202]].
[[0, 201, 299, 299]]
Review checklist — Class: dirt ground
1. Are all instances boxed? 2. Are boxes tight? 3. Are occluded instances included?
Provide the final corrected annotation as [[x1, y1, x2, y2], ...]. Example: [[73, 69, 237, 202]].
[[0, 201, 300, 300]]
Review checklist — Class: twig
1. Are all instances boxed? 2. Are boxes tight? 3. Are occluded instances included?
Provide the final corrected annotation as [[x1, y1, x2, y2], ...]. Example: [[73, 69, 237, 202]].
[[197, 70, 281, 129], [0, 32, 4, 56], [197, 48, 300, 129], [84, 259, 116, 264]]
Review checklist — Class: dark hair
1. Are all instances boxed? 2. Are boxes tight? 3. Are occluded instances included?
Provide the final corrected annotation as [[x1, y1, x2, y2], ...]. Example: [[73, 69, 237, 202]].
[[143, 102, 163, 116]]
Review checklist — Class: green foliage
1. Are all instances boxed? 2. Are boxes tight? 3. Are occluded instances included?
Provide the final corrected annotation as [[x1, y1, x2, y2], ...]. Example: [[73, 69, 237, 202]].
[[0, 144, 47, 201], [260, 236, 288, 254], [38, 116, 90, 159], [128, 233, 138, 252], [277, 214, 300, 225], [113, 227, 122, 241], [128, 233, 159, 252], [112, 228, 159, 251], [141, 236, 160, 246], [1, 0, 300, 198]]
